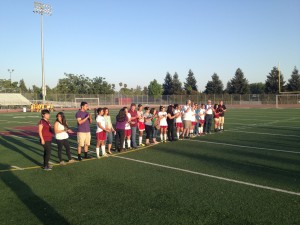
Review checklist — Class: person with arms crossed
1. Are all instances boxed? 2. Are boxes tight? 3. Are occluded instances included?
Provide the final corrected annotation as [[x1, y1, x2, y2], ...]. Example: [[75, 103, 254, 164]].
[[129, 103, 138, 148], [219, 100, 227, 131]]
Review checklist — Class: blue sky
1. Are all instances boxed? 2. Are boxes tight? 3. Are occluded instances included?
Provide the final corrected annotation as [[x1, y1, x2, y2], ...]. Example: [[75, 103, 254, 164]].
[[1, 0, 299, 91]]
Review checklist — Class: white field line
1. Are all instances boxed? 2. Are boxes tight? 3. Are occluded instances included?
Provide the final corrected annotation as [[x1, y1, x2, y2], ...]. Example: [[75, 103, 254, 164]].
[[227, 130, 300, 138], [113, 155, 300, 197], [189, 139, 300, 154], [229, 123, 300, 129], [11, 166, 24, 170]]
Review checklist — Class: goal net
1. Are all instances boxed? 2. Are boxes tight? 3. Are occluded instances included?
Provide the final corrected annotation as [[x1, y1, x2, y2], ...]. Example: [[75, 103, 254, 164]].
[[275, 94, 300, 108], [74, 98, 100, 109]]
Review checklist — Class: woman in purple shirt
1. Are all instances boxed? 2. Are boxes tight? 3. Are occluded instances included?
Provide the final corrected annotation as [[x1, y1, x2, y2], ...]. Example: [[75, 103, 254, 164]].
[[115, 108, 128, 152]]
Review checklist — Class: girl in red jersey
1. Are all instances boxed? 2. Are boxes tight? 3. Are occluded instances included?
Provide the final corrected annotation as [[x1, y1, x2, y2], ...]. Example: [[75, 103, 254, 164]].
[[213, 104, 221, 132], [174, 104, 183, 140], [38, 109, 53, 170]]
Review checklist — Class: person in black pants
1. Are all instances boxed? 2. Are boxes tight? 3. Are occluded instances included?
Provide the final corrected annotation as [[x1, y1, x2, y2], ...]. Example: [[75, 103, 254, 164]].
[[204, 100, 214, 134], [115, 108, 128, 152], [167, 105, 176, 141]]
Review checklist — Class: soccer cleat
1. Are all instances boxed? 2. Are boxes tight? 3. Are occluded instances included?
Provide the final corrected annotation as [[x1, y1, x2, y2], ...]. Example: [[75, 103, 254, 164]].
[[68, 159, 76, 163], [43, 166, 52, 171], [59, 161, 66, 166]]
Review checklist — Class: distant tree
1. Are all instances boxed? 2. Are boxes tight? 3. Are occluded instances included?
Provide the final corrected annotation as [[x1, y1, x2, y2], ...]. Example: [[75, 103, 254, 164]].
[[134, 85, 143, 95], [226, 68, 249, 94], [90, 76, 115, 94], [265, 67, 285, 94], [184, 69, 198, 94], [124, 84, 127, 89], [287, 66, 300, 91], [148, 79, 163, 97], [143, 86, 148, 95], [204, 73, 224, 94], [162, 72, 173, 95], [249, 82, 265, 94], [172, 72, 183, 95], [19, 79, 28, 92]]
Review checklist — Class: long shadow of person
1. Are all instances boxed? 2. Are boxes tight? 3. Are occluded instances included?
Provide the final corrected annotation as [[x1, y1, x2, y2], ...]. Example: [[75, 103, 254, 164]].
[[1, 164, 70, 225]]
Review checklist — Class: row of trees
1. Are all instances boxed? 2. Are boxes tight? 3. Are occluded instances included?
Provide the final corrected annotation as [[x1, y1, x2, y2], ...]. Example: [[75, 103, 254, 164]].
[[1, 66, 299, 96]]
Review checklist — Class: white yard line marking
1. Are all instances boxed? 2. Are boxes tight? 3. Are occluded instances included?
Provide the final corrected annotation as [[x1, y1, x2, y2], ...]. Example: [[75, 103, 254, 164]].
[[189, 139, 300, 154], [227, 130, 300, 138], [113, 155, 300, 197], [11, 166, 24, 170]]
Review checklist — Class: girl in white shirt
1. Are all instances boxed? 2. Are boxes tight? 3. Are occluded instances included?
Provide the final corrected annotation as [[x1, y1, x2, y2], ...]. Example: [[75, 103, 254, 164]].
[[96, 108, 109, 158], [124, 107, 132, 149], [158, 106, 168, 142], [54, 112, 75, 165], [174, 104, 183, 140]]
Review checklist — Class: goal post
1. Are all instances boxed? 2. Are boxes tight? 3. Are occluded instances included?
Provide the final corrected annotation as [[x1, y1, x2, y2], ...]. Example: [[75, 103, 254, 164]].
[[74, 98, 100, 108], [275, 94, 300, 108]]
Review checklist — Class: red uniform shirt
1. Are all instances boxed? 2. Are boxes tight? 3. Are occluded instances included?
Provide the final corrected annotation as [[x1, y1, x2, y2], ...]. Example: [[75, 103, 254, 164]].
[[39, 119, 53, 141], [128, 109, 138, 127]]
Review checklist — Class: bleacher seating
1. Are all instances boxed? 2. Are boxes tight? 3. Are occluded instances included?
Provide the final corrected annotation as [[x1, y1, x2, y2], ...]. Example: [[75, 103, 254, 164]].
[[0, 94, 32, 106]]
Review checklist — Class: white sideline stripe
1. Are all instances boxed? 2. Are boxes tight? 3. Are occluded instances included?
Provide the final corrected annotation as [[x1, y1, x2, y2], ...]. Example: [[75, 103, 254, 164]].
[[189, 139, 300, 154], [227, 130, 300, 138], [11, 166, 24, 170], [114, 155, 300, 197]]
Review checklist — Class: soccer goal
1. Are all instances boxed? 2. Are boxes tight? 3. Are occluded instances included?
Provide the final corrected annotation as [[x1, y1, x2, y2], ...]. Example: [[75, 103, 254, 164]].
[[75, 98, 100, 108], [275, 94, 300, 108]]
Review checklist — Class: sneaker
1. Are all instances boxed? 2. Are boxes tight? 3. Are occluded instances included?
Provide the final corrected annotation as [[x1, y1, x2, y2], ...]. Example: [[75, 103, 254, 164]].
[[78, 156, 82, 161], [43, 166, 52, 171], [68, 159, 76, 163], [97, 155, 101, 159], [139, 144, 145, 147], [59, 161, 66, 166]]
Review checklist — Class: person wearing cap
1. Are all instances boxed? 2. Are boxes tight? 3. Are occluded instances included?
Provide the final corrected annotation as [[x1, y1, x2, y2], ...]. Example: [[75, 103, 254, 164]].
[[129, 103, 138, 148], [137, 104, 145, 146], [38, 109, 53, 170], [204, 100, 213, 134]]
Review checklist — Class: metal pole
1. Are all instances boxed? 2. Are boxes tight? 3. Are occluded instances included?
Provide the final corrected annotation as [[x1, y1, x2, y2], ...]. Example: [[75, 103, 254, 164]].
[[41, 14, 46, 103]]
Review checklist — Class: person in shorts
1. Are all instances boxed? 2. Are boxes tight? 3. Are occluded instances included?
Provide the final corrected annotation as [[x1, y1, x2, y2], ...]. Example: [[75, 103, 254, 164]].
[[103, 107, 115, 154], [124, 107, 132, 149], [219, 101, 227, 131], [96, 108, 109, 158], [174, 104, 183, 140], [76, 102, 92, 161], [137, 104, 145, 146], [158, 105, 168, 142], [182, 100, 192, 138]]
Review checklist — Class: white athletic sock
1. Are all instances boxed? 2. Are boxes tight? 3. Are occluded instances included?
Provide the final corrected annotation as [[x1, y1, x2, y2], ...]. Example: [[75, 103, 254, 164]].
[[96, 148, 100, 157], [160, 134, 163, 141], [221, 125, 223, 129], [101, 145, 106, 156], [123, 141, 125, 149], [200, 127, 203, 133], [127, 140, 131, 148], [177, 132, 179, 139], [139, 136, 142, 145], [164, 134, 167, 141]]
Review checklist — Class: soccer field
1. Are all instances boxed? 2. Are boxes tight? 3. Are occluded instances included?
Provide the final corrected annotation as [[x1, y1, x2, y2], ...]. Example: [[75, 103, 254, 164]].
[[0, 108, 299, 225]]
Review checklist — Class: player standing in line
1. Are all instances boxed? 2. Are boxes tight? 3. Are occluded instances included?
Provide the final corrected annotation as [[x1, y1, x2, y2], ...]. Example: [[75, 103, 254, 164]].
[[75, 102, 92, 161], [124, 107, 132, 149], [174, 104, 183, 140], [204, 100, 213, 134], [128, 103, 138, 149], [137, 104, 145, 146], [150, 108, 159, 144], [219, 100, 227, 131], [181, 100, 192, 139], [199, 104, 206, 135], [38, 109, 53, 170], [167, 104, 176, 141], [96, 108, 109, 158], [213, 104, 221, 132], [158, 105, 168, 142], [115, 108, 128, 152], [144, 106, 153, 145], [190, 103, 197, 137], [54, 112, 75, 165], [103, 107, 115, 154]]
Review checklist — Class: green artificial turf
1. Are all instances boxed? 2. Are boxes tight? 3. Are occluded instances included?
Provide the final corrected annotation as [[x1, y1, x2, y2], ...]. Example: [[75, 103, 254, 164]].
[[0, 108, 300, 225]]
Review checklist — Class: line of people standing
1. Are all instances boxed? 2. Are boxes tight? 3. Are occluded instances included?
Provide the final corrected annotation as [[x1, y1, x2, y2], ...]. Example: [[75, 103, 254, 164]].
[[38, 100, 226, 170]]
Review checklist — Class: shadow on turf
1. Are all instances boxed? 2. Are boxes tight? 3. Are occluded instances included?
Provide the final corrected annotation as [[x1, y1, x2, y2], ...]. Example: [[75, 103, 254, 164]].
[[1, 163, 70, 225], [158, 142, 300, 187]]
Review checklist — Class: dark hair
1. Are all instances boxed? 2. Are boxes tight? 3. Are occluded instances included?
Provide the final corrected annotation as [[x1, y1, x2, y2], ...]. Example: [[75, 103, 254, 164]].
[[167, 105, 173, 114], [138, 104, 143, 109], [174, 103, 179, 109], [144, 106, 149, 111], [80, 102, 88, 108], [103, 107, 109, 115], [159, 105, 165, 111], [116, 108, 126, 122], [214, 104, 219, 109], [56, 112, 68, 128], [97, 108, 103, 115], [41, 109, 50, 116], [150, 108, 156, 115]]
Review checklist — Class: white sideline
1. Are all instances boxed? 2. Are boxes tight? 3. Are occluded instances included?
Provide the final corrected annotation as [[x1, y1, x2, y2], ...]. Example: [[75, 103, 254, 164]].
[[227, 130, 300, 138], [189, 139, 300, 154], [113, 155, 300, 197], [11, 166, 24, 170]]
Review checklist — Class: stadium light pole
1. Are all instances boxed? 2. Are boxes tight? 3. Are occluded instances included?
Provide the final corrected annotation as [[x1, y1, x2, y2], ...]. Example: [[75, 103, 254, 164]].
[[8, 69, 14, 86], [33, 1, 52, 103]]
